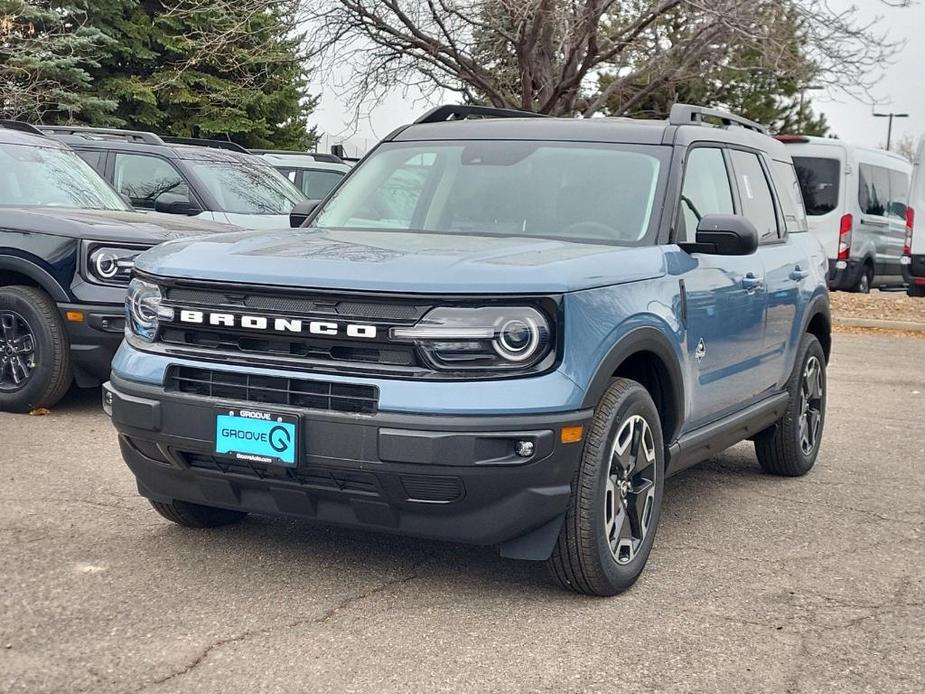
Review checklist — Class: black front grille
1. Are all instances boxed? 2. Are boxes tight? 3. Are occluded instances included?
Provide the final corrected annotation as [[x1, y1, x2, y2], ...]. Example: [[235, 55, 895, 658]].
[[185, 453, 380, 495], [167, 367, 378, 414], [400, 474, 465, 503]]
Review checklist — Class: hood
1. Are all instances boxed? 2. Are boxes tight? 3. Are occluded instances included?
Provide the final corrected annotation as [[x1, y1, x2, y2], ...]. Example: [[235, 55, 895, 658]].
[[0, 207, 236, 243], [135, 228, 667, 294]]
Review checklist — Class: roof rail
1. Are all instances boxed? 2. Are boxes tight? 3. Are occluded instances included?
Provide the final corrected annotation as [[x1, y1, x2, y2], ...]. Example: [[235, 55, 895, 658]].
[[39, 125, 165, 144], [0, 120, 47, 137], [669, 104, 769, 135], [414, 104, 546, 124], [162, 136, 249, 153], [249, 149, 345, 164]]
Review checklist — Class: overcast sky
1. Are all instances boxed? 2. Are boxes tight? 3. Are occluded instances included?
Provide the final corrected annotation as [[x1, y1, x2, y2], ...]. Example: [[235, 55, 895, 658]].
[[309, 0, 924, 156]]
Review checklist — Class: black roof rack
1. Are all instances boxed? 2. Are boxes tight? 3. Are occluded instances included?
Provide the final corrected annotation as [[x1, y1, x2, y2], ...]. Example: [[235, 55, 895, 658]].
[[669, 104, 768, 135], [162, 136, 249, 153], [414, 104, 546, 124], [0, 120, 47, 137], [39, 125, 165, 144]]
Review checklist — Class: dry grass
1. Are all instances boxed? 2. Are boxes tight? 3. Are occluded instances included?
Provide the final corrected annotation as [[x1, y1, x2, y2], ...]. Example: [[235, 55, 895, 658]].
[[829, 291, 925, 323]]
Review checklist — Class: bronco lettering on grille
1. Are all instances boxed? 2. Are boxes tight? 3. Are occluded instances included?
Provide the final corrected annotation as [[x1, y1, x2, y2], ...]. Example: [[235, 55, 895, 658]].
[[177, 310, 378, 339]]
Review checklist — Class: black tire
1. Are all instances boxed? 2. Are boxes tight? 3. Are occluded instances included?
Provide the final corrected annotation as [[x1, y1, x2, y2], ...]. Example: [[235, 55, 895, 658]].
[[149, 499, 248, 528], [907, 283, 925, 298], [0, 286, 72, 413], [547, 378, 665, 596], [855, 263, 873, 293], [754, 334, 827, 477]]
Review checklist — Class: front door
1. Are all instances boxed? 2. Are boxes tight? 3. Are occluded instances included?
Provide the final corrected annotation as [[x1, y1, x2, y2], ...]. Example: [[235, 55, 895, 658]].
[[675, 146, 769, 430]]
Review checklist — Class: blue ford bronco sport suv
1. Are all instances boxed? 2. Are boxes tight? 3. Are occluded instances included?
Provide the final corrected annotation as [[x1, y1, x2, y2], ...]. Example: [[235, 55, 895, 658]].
[[105, 104, 831, 595]]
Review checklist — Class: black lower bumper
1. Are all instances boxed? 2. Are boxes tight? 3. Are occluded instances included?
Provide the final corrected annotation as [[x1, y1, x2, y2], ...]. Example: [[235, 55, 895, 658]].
[[59, 303, 125, 387], [902, 254, 925, 285], [105, 375, 591, 560], [827, 258, 862, 291]]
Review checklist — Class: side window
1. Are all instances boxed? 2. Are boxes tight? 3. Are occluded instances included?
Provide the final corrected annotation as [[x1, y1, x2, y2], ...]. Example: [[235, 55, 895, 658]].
[[730, 150, 779, 242], [859, 164, 889, 217], [276, 168, 297, 183], [772, 160, 808, 233], [678, 147, 734, 241], [75, 150, 104, 174], [113, 153, 191, 209], [889, 169, 910, 221], [301, 170, 344, 199]]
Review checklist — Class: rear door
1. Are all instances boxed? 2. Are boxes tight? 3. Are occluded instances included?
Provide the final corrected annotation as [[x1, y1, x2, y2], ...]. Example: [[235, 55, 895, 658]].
[[858, 162, 905, 281], [790, 147, 844, 261], [676, 145, 770, 428]]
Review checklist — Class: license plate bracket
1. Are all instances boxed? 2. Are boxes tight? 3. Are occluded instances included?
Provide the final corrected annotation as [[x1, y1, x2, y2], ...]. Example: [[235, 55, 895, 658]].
[[214, 407, 300, 467]]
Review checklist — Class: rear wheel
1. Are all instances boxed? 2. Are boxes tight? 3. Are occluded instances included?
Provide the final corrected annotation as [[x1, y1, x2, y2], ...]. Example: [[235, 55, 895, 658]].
[[754, 334, 826, 477], [547, 378, 665, 596], [0, 286, 72, 413], [149, 499, 248, 528], [855, 263, 873, 293]]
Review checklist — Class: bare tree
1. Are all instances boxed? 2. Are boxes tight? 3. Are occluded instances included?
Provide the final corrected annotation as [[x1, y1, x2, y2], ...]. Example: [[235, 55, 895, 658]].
[[297, 0, 908, 118]]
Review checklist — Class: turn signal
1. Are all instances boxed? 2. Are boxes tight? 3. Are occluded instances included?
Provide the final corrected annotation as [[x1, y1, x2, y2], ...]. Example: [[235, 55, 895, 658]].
[[560, 425, 584, 444], [65, 311, 85, 322]]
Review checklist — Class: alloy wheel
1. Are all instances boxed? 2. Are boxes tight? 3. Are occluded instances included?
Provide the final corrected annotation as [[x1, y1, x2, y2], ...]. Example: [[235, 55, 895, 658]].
[[0, 311, 37, 391], [604, 414, 658, 565], [799, 355, 824, 456]]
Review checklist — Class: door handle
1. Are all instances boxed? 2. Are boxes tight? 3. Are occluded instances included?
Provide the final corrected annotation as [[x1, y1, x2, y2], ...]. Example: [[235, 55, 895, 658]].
[[790, 266, 809, 281], [742, 272, 764, 292]]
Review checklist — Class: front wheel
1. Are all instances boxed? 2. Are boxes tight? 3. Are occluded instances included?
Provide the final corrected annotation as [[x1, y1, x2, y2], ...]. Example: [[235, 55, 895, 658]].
[[547, 378, 665, 596], [754, 334, 827, 476]]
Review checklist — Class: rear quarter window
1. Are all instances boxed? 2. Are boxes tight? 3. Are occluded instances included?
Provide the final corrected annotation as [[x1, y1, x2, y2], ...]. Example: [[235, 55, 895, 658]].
[[792, 156, 840, 216], [772, 160, 809, 233]]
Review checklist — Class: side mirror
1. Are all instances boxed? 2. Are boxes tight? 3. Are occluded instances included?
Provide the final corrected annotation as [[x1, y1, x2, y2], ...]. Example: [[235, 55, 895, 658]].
[[681, 214, 759, 256], [290, 199, 321, 228], [154, 192, 202, 216]]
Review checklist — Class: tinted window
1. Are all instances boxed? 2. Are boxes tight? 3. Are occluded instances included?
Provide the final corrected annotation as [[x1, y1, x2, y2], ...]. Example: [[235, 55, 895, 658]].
[[0, 144, 128, 211], [730, 150, 779, 241], [793, 156, 839, 216], [114, 153, 191, 209], [772, 160, 808, 232], [316, 142, 666, 244], [186, 159, 304, 214], [889, 169, 910, 220], [678, 148, 735, 241], [75, 149, 104, 173], [301, 170, 344, 199], [859, 164, 890, 217]]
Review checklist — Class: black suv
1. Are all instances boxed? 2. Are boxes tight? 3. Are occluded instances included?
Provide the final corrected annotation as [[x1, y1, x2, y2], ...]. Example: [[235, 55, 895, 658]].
[[41, 127, 306, 229], [0, 122, 231, 412]]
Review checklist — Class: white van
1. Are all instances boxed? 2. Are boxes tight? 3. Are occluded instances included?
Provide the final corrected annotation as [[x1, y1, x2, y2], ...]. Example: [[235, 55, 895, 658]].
[[902, 138, 925, 297], [778, 135, 912, 292]]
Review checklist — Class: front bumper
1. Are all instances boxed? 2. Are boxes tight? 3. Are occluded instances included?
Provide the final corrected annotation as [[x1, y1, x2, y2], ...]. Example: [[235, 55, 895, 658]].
[[105, 375, 591, 560], [827, 258, 862, 291], [59, 303, 126, 387]]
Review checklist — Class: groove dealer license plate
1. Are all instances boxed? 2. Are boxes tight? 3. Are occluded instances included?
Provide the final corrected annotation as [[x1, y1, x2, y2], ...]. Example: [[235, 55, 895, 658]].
[[214, 407, 299, 466]]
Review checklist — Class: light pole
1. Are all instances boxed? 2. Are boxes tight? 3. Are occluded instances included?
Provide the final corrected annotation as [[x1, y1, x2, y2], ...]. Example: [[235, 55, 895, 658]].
[[873, 111, 909, 151]]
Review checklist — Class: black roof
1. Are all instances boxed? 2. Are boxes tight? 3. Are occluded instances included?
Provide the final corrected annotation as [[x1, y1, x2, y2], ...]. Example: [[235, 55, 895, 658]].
[[47, 132, 254, 162]]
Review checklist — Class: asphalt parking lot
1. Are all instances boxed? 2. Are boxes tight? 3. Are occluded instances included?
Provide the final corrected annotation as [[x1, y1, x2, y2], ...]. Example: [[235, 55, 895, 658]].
[[1, 332, 923, 693]]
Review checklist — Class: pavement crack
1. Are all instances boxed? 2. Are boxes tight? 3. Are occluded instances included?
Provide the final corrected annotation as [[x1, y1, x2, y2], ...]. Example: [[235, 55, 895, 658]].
[[131, 556, 428, 693]]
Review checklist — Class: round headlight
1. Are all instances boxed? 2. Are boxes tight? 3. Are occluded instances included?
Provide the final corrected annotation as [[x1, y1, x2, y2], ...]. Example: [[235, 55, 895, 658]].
[[494, 317, 540, 361], [92, 250, 121, 280], [125, 279, 165, 341]]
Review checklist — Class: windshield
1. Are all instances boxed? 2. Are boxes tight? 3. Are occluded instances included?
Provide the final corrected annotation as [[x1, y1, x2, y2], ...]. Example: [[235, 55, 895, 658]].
[[314, 141, 666, 243], [793, 156, 840, 216], [0, 143, 129, 211], [187, 159, 305, 215]]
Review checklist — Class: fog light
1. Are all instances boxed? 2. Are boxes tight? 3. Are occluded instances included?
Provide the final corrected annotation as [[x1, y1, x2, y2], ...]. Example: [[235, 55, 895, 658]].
[[515, 440, 534, 457]]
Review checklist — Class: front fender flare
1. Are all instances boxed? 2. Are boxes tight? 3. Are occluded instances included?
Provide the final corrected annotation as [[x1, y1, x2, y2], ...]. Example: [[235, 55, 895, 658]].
[[0, 254, 69, 302]]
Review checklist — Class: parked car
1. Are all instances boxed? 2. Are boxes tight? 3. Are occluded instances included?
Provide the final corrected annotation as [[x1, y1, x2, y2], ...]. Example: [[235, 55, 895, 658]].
[[902, 138, 925, 297], [252, 150, 351, 200], [0, 121, 233, 412], [105, 104, 831, 596], [41, 127, 306, 229], [778, 135, 912, 293]]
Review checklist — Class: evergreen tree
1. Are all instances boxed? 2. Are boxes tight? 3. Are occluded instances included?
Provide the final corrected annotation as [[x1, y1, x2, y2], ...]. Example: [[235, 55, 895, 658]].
[[81, 1, 317, 149], [0, 1, 114, 122]]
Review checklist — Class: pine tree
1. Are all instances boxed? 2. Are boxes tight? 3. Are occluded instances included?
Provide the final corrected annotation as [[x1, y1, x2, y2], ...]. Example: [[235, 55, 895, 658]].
[[81, 1, 317, 149], [0, 1, 115, 122], [81, 0, 316, 149]]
